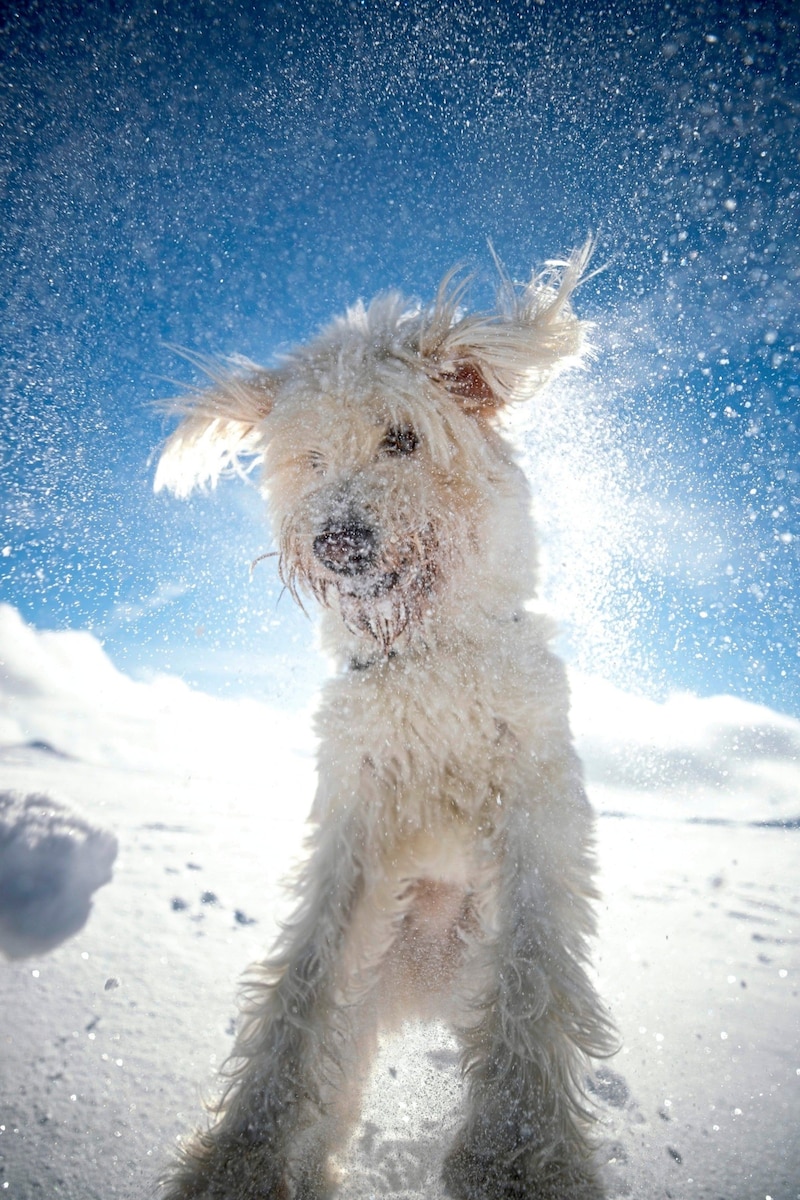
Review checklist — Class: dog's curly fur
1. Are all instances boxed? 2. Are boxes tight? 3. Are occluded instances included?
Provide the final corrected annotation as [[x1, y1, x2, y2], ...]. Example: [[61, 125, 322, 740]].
[[154, 241, 616, 1200]]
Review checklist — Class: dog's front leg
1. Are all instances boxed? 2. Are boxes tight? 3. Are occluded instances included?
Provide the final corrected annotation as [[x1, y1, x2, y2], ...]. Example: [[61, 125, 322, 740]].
[[445, 767, 614, 1200], [159, 808, 368, 1200]]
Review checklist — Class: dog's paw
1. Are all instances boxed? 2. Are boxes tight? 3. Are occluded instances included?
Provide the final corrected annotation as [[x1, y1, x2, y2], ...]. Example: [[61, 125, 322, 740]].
[[158, 1138, 292, 1200], [442, 1134, 605, 1200], [159, 1153, 338, 1200]]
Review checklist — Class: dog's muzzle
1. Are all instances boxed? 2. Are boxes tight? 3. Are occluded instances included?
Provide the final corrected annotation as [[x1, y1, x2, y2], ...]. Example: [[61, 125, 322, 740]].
[[313, 522, 377, 576]]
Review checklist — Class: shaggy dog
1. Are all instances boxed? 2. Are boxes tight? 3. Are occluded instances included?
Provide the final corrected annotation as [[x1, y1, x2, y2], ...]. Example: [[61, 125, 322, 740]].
[[154, 242, 615, 1200]]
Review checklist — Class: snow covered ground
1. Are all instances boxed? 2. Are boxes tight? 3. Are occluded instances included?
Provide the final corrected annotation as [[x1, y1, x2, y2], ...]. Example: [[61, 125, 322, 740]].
[[1, 603, 798, 1199]]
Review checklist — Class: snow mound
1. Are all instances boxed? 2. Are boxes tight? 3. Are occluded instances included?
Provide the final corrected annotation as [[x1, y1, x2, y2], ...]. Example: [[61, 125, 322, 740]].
[[0, 790, 118, 959]]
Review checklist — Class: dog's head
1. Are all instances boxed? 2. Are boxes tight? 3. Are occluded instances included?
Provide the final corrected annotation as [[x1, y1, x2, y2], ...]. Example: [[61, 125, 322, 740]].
[[155, 243, 593, 657]]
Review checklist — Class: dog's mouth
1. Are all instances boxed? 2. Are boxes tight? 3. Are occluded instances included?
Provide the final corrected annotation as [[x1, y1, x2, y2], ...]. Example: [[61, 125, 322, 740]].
[[280, 515, 440, 651], [337, 570, 401, 598]]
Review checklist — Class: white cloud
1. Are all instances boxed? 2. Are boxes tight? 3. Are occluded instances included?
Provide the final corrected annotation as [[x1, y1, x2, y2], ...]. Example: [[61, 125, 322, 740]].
[[570, 670, 800, 823], [0, 604, 312, 782], [103, 580, 192, 628], [1, 606, 797, 824]]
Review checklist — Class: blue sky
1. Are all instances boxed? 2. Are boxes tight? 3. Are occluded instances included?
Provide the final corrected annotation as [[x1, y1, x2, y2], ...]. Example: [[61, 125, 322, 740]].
[[2, 0, 798, 714]]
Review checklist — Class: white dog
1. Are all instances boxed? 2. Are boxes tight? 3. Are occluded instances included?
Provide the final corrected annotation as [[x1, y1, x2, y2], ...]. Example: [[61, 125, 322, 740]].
[[154, 242, 615, 1200]]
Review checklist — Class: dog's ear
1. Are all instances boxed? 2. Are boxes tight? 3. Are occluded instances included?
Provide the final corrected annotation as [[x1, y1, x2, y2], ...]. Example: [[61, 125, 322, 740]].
[[421, 239, 595, 417], [154, 355, 275, 498]]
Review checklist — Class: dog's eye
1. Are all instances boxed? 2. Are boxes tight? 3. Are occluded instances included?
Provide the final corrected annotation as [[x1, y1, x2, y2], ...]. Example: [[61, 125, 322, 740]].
[[381, 426, 419, 457], [307, 451, 326, 473]]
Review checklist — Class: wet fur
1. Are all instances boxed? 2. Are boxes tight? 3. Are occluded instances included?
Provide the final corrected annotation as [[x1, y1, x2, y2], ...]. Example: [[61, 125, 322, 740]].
[[154, 241, 616, 1199]]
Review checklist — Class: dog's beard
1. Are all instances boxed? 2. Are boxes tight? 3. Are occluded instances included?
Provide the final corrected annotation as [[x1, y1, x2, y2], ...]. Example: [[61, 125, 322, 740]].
[[279, 521, 440, 653], [333, 566, 430, 652]]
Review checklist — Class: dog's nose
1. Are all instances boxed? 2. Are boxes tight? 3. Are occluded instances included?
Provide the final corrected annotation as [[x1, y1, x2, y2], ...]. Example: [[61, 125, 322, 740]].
[[313, 523, 377, 575]]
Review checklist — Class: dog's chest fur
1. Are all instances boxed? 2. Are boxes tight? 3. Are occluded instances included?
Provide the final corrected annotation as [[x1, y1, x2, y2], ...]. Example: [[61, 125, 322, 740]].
[[313, 610, 570, 839]]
